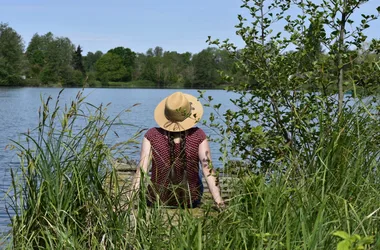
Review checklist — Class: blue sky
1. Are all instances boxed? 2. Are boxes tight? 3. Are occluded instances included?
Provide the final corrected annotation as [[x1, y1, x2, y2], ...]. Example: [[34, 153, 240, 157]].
[[0, 0, 379, 55]]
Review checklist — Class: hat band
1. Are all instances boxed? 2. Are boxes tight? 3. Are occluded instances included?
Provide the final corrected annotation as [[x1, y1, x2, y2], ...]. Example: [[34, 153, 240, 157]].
[[163, 121, 184, 131]]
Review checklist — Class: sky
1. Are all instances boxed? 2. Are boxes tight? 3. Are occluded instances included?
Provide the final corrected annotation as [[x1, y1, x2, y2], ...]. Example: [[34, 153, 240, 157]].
[[0, 0, 379, 55]]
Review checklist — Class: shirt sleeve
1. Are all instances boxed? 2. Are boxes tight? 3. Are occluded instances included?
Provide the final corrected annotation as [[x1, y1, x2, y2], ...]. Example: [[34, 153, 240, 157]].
[[144, 127, 156, 142], [195, 127, 207, 144]]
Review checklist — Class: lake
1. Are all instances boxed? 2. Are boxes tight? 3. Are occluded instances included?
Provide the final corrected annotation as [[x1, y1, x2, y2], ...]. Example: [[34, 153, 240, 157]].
[[0, 87, 237, 233]]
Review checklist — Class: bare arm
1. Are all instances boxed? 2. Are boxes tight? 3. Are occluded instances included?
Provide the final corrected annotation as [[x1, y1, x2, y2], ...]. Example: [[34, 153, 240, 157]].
[[130, 137, 151, 199], [199, 139, 224, 207]]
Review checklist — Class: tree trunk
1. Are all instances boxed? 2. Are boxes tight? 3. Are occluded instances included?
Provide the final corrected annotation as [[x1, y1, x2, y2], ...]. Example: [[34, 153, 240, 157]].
[[337, 1, 347, 114]]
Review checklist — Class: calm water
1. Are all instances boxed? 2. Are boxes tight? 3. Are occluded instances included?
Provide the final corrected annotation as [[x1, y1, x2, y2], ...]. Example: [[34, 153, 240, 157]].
[[0, 87, 236, 233]]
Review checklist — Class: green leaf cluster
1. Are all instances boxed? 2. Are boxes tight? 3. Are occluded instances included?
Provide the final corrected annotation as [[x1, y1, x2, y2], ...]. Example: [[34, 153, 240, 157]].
[[333, 231, 374, 250], [202, 0, 380, 173], [0, 23, 24, 85], [26, 32, 81, 86]]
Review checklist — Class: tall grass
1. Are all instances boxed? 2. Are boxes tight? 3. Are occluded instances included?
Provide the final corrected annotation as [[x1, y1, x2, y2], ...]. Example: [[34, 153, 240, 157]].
[[5, 89, 143, 249], [4, 90, 380, 249]]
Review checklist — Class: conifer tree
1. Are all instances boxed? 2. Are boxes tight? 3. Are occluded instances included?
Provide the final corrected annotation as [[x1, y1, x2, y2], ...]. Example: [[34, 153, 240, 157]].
[[72, 45, 85, 74]]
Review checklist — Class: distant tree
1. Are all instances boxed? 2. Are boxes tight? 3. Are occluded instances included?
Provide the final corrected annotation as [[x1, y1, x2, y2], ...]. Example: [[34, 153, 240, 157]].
[[161, 51, 188, 86], [141, 56, 158, 84], [27, 33, 53, 65], [214, 49, 235, 82], [0, 23, 24, 85], [153, 46, 163, 57], [140, 47, 165, 87], [83, 51, 103, 72], [146, 48, 154, 57], [95, 53, 128, 83], [107, 47, 136, 81], [72, 45, 85, 74], [133, 53, 147, 80], [180, 52, 192, 66], [43, 36, 75, 84], [26, 32, 54, 77], [182, 65, 196, 88], [192, 47, 220, 88], [26, 32, 75, 85], [141, 48, 171, 87], [177, 52, 194, 87], [347, 40, 380, 93], [107, 47, 135, 67]]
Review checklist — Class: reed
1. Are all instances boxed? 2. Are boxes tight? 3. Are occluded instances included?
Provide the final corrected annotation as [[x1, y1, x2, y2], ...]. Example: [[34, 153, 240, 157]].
[[4, 89, 380, 249]]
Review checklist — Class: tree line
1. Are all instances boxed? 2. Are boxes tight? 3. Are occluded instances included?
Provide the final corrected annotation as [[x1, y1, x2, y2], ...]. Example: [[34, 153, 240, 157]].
[[0, 22, 379, 91], [0, 23, 235, 88]]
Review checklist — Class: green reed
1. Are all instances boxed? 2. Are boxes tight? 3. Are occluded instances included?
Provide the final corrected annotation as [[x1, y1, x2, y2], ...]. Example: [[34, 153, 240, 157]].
[[5, 89, 141, 249], [3, 89, 380, 249]]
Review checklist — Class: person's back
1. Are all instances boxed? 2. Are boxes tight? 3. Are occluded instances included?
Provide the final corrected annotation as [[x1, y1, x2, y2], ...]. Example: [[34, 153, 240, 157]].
[[146, 127, 205, 207], [131, 92, 224, 208]]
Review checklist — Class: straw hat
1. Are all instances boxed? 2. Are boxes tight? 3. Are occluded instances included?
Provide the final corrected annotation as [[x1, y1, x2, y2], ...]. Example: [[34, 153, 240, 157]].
[[154, 92, 203, 132]]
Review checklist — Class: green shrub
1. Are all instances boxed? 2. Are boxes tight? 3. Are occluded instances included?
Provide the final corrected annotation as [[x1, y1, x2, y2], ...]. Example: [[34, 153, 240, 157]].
[[23, 78, 41, 86]]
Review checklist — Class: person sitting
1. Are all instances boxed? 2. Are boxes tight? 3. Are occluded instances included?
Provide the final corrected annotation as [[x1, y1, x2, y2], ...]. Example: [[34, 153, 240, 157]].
[[130, 92, 224, 208]]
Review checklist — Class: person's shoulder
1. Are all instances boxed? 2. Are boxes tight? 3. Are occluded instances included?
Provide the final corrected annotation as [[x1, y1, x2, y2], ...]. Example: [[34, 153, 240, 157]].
[[145, 127, 164, 138], [192, 127, 205, 133], [189, 127, 207, 139], [146, 127, 159, 133]]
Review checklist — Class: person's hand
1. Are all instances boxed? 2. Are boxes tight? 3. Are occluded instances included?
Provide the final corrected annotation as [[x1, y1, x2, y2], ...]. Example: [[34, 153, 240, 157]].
[[216, 201, 226, 211]]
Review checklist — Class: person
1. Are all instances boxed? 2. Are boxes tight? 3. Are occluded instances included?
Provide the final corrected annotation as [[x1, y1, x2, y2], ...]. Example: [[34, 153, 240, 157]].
[[130, 92, 224, 208]]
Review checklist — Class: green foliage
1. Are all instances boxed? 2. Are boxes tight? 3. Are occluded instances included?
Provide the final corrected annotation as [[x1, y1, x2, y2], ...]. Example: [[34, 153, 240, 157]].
[[204, 0, 380, 172], [83, 50, 103, 72], [84, 71, 101, 87], [153, 46, 163, 57], [0, 23, 24, 85], [346, 43, 380, 95], [4, 0, 380, 248], [107, 46, 136, 81], [23, 78, 41, 87], [5, 96, 380, 249], [26, 32, 76, 85], [192, 47, 220, 88], [3, 14, 380, 89], [333, 231, 374, 250], [108, 79, 156, 88], [311, 0, 380, 111], [72, 45, 85, 74], [39, 66, 58, 84], [61, 69, 84, 86], [141, 55, 159, 85], [26, 32, 53, 72], [138, 47, 180, 88], [131, 46, 234, 88], [108, 47, 136, 67], [7, 89, 143, 249], [0, 25, 238, 88], [95, 52, 128, 84]]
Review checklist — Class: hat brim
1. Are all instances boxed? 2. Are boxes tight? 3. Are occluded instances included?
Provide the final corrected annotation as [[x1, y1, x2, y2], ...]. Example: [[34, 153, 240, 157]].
[[154, 93, 204, 132]]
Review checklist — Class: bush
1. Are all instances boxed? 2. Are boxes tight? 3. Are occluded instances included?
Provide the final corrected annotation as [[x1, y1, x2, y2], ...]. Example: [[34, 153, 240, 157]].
[[39, 67, 58, 85], [107, 80, 156, 88], [61, 69, 84, 86], [23, 78, 41, 86]]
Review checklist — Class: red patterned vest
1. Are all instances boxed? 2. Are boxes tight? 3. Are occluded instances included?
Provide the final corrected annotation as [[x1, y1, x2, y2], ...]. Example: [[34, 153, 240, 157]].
[[144, 127, 206, 206]]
